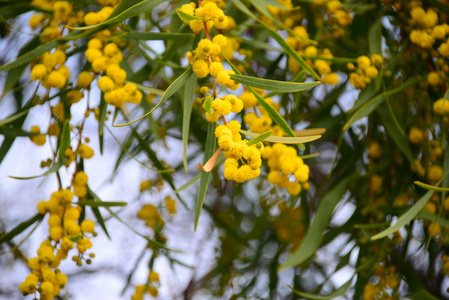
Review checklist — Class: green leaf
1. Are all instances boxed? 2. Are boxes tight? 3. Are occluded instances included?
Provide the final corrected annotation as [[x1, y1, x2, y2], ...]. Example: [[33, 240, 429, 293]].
[[130, 82, 164, 95], [378, 106, 413, 163], [194, 122, 216, 231], [174, 173, 201, 193], [414, 181, 449, 192], [98, 93, 107, 154], [0, 109, 30, 126], [0, 4, 50, 19], [87, 187, 111, 239], [113, 68, 193, 127], [369, 19, 382, 55], [0, 127, 38, 137], [224, 56, 297, 140], [58, 120, 70, 160], [279, 179, 349, 270], [240, 130, 321, 144], [183, 74, 196, 172], [246, 131, 273, 146], [0, 213, 44, 244], [125, 31, 194, 41], [176, 9, 203, 22], [343, 77, 422, 131], [69, 234, 82, 243], [417, 210, 449, 228], [78, 201, 128, 207], [9, 161, 64, 180], [0, 40, 63, 73], [290, 277, 353, 300], [371, 189, 434, 240], [202, 96, 212, 114], [406, 289, 440, 300], [229, 74, 320, 93], [67, 0, 165, 30]]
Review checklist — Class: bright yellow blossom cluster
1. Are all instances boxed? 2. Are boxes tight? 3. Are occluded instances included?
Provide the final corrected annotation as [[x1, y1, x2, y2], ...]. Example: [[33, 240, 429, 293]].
[[178, 1, 235, 34], [348, 54, 383, 89], [263, 143, 310, 196], [31, 50, 70, 89], [20, 189, 96, 299], [215, 121, 263, 183], [85, 38, 142, 107], [286, 28, 339, 85]]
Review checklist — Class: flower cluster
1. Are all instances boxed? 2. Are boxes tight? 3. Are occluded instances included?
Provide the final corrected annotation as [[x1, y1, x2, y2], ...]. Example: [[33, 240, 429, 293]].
[[20, 189, 96, 299], [31, 50, 70, 89], [348, 54, 383, 89], [178, 1, 235, 34], [86, 38, 143, 107], [263, 144, 310, 196], [215, 121, 263, 183]]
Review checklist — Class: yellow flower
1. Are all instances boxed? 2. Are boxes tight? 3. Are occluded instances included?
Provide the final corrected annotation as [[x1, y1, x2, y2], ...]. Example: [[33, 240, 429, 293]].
[[98, 75, 115, 92], [77, 71, 94, 88], [78, 144, 94, 159], [31, 64, 47, 81], [193, 60, 210, 78]]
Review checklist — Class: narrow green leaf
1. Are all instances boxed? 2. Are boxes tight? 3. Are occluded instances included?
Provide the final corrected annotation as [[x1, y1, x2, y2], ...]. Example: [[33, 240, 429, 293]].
[[194, 122, 217, 231], [246, 131, 273, 146], [240, 130, 321, 144], [261, 23, 321, 81], [67, 0, 165, 30], [417, 210, 449, 228], [183, 74, 196, 172], [378, 106, 413, 163], [9, 161, 64, 180], [175, 173, 201, 193], [290, 277, 353, 300], [176, 9, 203, 22], [98, 93, 107, 154], [0, 40, 63, 73], [78, 201, 128, 207], [224, 56, 297, 140], [87, 187, 111, 239], [125, 31, 194, 41], [113, 68, 193, 127], [0, 109, 30, 126], [371, 189, 434, 240], [0, 213, 44, 244], [129, 82, 164, 95], [0, 127, 38, 137], [229, 74, 320, 93], [414, 181, 449, 192], [202, 96, 212, 114], [58, 120, 70, 160], [406, 289, 440, 300], [369, 19, 382, 55], [279, 179, 349, 270], [343, 77, 422, 131]]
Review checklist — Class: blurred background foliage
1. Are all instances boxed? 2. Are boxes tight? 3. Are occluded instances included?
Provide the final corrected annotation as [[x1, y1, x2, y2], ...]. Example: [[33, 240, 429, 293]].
[[1, 0, 449, 299]]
